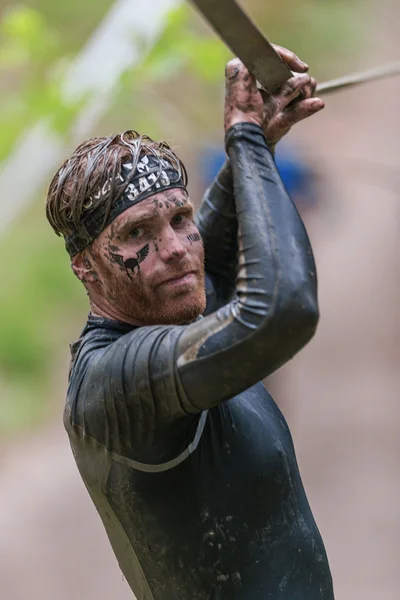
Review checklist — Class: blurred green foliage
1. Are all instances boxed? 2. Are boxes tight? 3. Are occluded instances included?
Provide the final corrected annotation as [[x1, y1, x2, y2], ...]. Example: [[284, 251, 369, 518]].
[[0, 204, 84, 375], [0, 1, 109, 160], [0, 201, 86, 435], [0, 0, 365, 435], [139, 6, 231, 84]]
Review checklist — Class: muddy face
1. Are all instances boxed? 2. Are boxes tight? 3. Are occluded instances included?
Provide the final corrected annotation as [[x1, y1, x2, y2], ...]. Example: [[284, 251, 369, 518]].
[[82, 188, 206, 325]]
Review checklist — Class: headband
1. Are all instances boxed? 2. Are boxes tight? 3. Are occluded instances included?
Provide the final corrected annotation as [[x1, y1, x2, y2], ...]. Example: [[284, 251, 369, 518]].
[[65, 153, 186, 256]]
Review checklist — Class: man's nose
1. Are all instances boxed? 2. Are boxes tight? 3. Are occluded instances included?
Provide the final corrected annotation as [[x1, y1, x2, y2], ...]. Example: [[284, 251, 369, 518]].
[[158, 228, 187, 262]]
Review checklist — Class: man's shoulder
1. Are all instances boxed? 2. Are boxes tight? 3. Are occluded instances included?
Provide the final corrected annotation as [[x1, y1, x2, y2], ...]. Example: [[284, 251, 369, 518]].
[[64, 316, 191, 457], [67, 315, 184, 391], [65, 316, 138, 432], [70, 316, 135, 365], [66, 316, 132, 396]]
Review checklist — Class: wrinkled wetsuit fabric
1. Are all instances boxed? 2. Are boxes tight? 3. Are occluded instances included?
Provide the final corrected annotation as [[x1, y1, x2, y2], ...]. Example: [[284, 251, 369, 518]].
[[65, 123, 334, 599]]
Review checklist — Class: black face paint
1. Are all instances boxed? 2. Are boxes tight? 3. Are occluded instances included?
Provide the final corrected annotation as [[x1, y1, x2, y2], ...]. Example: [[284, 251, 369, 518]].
[[187, 233, 201, 243], [109, 244, 150, 279], [125, 244, 150, 272]]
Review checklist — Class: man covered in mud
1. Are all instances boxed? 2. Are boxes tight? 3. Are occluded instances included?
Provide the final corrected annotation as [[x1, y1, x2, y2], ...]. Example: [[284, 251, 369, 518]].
[[46, 46, 333, 599]]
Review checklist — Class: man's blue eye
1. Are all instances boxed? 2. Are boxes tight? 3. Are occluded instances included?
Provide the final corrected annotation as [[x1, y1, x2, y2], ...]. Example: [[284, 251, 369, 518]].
[[129, 228, 140, 238]]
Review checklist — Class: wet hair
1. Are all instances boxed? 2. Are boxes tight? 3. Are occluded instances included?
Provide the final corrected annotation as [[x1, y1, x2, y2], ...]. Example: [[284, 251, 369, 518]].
[[45, 130, 187, 245]]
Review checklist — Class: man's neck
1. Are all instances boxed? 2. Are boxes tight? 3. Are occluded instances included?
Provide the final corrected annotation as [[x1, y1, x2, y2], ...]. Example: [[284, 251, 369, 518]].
[[89, 300, 145, 327]]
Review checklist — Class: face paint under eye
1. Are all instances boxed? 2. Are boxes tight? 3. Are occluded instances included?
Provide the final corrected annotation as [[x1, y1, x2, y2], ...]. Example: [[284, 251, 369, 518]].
[[124, 244, 150, 273], [109, 244, 150, 280], [187, 233, 201, 243]]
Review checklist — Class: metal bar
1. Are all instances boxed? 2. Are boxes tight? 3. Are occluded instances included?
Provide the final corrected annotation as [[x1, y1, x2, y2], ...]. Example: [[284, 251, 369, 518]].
[[190, 0, 292, 92]]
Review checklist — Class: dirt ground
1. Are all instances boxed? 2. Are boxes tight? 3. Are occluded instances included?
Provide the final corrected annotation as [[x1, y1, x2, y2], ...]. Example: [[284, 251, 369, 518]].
[[1, 3, 399, 599]]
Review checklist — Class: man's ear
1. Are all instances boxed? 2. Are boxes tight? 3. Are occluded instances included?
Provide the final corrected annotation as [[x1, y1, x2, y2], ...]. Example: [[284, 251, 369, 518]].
[[71, 251, 99, 283]]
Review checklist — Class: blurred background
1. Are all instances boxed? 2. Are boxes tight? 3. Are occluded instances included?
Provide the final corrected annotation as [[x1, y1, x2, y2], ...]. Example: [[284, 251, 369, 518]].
[[0, 0, 399, 598]]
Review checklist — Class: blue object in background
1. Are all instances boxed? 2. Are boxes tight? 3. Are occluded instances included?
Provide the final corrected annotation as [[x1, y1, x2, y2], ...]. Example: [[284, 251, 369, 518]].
[[200, 144, 317, 210]]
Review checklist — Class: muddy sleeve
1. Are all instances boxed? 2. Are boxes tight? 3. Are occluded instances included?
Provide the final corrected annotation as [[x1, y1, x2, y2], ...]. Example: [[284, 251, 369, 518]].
[[195, 160, 238, 313], [176, 122, 319, 411], [76, 123, 318, 461]]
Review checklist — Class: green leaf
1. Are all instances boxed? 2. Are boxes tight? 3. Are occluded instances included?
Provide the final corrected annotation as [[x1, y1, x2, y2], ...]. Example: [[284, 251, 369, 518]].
[[0, 5, 59, 65]]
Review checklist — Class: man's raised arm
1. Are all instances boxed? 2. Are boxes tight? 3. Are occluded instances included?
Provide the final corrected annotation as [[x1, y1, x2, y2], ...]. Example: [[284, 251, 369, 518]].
[[195, 160, 237, 312], [195, 45, 322, 315], [175, 59, 320, 411]]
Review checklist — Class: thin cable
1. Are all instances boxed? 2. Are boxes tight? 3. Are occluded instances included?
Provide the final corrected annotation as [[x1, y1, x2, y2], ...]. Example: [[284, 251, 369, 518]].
[[317, 61, 400, 95]]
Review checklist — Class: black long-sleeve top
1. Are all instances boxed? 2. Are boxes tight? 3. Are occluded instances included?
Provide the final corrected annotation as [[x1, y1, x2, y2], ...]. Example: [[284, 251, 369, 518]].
[[65, 123, 334, 599]]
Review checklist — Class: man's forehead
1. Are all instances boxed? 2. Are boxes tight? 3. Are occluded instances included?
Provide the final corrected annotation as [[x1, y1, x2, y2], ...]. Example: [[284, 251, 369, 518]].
[[143, 186, 189, 206], [113, 187, 190, 225]]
